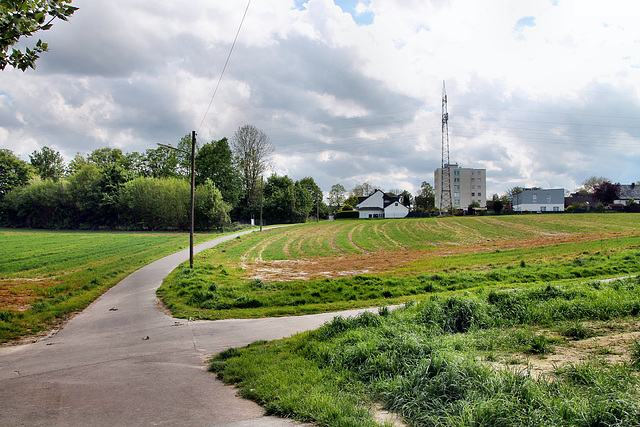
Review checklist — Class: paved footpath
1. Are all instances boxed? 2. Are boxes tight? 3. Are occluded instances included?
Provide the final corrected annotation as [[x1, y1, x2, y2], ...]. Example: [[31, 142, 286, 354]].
[[0, 230, 370, 426]]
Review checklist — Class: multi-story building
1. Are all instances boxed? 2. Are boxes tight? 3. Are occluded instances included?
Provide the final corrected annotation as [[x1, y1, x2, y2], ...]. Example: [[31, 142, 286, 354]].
[[434, 163, 486, 211]]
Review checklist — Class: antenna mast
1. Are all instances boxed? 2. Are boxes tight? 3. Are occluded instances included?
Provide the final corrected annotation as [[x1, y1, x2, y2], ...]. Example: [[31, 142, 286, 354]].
[[440, 81, 453, 213]]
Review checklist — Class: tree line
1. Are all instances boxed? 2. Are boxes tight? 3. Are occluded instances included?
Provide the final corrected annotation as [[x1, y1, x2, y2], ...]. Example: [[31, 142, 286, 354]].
[[0, 125, 328, 230]]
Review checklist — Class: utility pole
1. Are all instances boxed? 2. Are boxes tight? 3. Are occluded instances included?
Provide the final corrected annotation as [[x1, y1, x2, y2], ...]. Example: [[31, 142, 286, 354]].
[[440, 81, 453, 214], [189, 130, 196, 268], [259, 176, 263, 232], [157, 131, 196, 268]]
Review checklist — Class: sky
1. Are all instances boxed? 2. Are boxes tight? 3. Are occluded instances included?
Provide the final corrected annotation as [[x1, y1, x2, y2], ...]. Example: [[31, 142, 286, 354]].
[[1, 0, 639, 200]]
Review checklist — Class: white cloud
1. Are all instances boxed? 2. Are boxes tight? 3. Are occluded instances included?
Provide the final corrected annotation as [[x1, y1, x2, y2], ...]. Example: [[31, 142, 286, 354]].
[[1, 0, 638, 200]]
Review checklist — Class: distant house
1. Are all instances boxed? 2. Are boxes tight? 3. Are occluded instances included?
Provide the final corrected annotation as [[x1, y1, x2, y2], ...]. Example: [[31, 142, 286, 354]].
[[564, 192, 595, 209], [512, 188, 565, 213], [355, 189, 409, 219], [614, 183, 640, 205]]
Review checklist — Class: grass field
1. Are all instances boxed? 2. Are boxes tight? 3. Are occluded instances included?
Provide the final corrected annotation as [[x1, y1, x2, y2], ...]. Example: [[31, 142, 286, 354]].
[[0, 229, 230, 343], [158, 214, 640, 320], [198, 214, 640, 426]]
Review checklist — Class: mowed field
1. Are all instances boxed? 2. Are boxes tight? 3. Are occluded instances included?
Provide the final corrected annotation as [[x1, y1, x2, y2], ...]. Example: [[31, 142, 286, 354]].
[[0, 229, 223, 343], [231, 214, 639, 281], [159, 214, 640, 320]]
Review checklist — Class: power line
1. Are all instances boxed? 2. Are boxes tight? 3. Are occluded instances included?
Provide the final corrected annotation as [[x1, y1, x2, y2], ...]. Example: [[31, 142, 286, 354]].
[[196, 0, 251, 134]]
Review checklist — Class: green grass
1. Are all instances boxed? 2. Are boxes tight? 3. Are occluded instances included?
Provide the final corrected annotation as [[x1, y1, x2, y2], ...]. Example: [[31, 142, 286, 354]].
[[159, 235, 640, 320], [211, 277, 640, 426], [0, 228, 234, 343]]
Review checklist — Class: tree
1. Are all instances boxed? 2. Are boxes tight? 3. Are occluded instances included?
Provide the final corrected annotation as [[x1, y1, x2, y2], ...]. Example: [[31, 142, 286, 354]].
[[399, 190, 412, 208], [351, 181, 376, 197], [231, 125, 274, 214], [87, 147, 124, 167], [1, 0, 78, 71], [415, 181, 435, 212], [195, 137, 242, 207], [194, 180, 231, 230], [0, 149, 33, 200], [328, 183, 346, 212], [29, 146, 65, 181], [121, 151, 149, 177], [506, 186, 523, 197], [581, 176, 609, 193], [66, 152, 87, 175], [593, 181, 620, 205], [145, 146, 179, 178], [298, 176, 326, 219]]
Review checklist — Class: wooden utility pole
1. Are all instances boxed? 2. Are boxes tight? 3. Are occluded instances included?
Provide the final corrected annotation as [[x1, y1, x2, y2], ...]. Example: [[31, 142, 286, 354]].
[[259, 176, 263, 232], [189, 130, 196, 268]]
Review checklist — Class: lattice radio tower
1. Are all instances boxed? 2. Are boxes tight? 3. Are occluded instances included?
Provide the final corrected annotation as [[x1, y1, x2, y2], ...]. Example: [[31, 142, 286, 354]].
[[440, 81, 453, 213]]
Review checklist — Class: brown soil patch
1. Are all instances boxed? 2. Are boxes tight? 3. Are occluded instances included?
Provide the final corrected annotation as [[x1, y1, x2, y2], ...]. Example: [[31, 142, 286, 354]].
[[497, 320, 640, 379], [244, 232, 631, 283]]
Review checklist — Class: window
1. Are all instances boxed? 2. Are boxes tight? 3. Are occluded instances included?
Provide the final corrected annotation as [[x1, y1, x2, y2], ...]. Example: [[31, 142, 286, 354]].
[[454, 170, 460, 175], [541, 206, 547, 212], [455, 199, 460, 206], [532, 194, 537, 202], [471, 171, 475, 175], [478, 185, 481, 189], [471, 185, 475, 189], [471, 178, 475, 183], [547, 195, 551, 203], [471, 193, 475, 197], [553, 207, 560, 212], [454, 192, 460, 197], [477, 171, 481, 176], [454, 185, 460, 190], [478, 192, 482, 197], [454, 178, 460, 183]]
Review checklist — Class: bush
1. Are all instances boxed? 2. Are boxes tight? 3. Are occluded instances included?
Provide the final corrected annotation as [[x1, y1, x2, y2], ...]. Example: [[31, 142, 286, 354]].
[[334, 211, 359, 219]]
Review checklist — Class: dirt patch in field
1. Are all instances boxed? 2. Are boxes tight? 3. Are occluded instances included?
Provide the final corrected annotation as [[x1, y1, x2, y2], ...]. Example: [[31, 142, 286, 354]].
[[0, 278, 58, 311], [244, 233, 630, 283], [498, 320, 640, 379]]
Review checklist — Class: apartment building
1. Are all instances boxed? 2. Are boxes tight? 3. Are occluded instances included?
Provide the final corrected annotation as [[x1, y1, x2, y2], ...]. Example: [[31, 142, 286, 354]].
[[434, 163, 487, 211]]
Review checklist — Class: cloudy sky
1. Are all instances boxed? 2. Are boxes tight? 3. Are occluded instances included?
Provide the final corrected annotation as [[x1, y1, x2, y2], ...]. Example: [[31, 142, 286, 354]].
[[1, 0, 639, 199]]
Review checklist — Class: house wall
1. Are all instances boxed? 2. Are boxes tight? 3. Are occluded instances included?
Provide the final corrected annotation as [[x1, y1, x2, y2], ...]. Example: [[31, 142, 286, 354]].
[[513, 188, 565, 212], [358, 209, 383, 219], [384, 202, 409, 218], [434, 165, 487, 210]]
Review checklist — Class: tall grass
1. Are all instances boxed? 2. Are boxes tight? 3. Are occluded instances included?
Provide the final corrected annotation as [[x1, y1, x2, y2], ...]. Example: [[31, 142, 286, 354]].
[[211, 277, 640, 426]]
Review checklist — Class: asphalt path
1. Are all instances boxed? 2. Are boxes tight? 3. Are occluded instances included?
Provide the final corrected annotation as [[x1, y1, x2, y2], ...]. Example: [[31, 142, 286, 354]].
[[0, 230, 372, 426]]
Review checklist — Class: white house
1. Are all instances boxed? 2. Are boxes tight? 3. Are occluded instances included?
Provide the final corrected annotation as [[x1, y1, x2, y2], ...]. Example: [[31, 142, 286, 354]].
[[355, 189, 409, 219]]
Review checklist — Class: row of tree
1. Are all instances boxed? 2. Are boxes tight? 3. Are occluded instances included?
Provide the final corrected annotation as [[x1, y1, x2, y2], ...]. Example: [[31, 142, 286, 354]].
[[0, 125, 331, 230]]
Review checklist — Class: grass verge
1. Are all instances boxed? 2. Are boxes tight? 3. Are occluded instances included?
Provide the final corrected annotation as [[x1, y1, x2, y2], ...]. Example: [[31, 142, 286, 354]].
[[210, 277, 640, 426]]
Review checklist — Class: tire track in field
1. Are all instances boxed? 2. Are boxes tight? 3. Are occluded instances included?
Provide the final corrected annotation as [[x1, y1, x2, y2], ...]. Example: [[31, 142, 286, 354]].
[[410, 219, 444, 246], [241, 233, 282, 263], [329, 224, 348, 254], [348, 223, 370, 254], [376, 222, 407, 249], [447, 218, 486, 243]]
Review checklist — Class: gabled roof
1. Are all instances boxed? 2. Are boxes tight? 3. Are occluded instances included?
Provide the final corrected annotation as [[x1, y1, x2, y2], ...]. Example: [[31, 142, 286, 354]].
[[356, 189, 403, 208], [618, 184, 640, 200]]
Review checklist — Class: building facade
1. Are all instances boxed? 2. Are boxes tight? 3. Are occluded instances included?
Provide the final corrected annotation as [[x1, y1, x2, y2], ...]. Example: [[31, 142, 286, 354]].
[[434, 164, 487, 211], [355, 189, 409, 219], [512, 188, 565, 212]]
